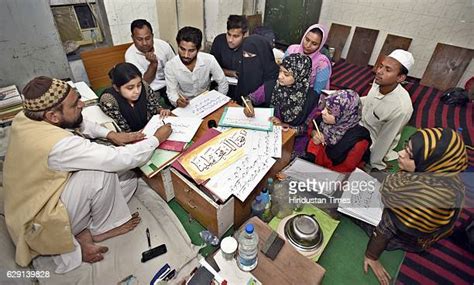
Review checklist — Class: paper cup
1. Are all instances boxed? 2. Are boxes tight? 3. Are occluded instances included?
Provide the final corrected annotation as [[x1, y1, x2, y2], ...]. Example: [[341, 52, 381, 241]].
[[220, 236, 238, 260]]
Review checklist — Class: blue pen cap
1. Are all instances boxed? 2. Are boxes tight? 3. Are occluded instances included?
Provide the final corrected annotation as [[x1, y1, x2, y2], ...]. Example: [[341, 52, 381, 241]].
[[245, 224, 254, 234]]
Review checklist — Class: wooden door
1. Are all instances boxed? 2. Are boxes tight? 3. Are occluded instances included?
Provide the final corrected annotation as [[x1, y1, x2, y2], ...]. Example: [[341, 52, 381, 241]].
[[326, 23, 351, 62], [373, 34, 412, 71], [346, 27, 379, 66], [421, 43, 473, 91], [264, 0, 323, 46]]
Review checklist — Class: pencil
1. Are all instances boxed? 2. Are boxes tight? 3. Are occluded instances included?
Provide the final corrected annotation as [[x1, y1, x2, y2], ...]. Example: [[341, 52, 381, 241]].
[[241, 96, 251, 113], [162, 119, 166, 125], [313, 119, 325, 146]]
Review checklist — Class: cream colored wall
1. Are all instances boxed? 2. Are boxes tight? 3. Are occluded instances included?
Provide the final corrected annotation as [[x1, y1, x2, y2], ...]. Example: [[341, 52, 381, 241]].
[[205, 0, 244, 43], [319, 0, 473, 86], [103, 0, 160, 45], [156, 0, 179, 51]]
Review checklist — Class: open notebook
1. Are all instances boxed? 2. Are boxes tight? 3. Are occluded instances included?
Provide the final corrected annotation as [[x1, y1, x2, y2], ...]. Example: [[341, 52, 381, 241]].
[[337, 168, 383, 226]]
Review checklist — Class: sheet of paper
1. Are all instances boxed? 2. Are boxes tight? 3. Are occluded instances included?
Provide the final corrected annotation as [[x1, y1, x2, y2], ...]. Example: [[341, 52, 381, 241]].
[[205, 155, 276, 202], [67, 81, 98, 102], [244, 126, 282, 158], [179, 128, 249, 184], [172, 90, 230, 119], [283, 158, 345, 197], [226, 76, 238, 85], [218, 107, 274, 131], [337, 168, 383, 226], [142, 115, 202, 142]]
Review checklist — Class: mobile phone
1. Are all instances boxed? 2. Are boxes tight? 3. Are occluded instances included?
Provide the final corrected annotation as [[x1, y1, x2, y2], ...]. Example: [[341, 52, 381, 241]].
[[141, 244, 167, 263]]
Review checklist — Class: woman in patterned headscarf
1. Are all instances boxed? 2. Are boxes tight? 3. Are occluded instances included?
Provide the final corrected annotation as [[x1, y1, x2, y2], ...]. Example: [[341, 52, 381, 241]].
[[305, 89, 371, 172], [364, 127, 468, 285], [244, 53, 320, 157]]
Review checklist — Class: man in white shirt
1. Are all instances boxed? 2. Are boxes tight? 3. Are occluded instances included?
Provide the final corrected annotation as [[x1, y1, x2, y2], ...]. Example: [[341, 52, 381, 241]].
[[165, 26, 228, 107], [3, 77, 172, 273], [125, 19, 175, 105], [360, 49, 414, 170]]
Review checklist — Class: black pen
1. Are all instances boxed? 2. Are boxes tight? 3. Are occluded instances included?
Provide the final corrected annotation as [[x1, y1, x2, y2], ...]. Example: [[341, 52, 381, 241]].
[[162, 119, 166, 125], [146, 228, 151, 248]]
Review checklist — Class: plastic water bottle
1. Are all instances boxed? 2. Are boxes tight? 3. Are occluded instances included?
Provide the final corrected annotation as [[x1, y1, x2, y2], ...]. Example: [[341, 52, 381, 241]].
[[261, 188, 270, 205], [251, 195, 265, 218], [199, 230, 219, 246], [266, 178, 274, 194], [237, 223, 259, 271]]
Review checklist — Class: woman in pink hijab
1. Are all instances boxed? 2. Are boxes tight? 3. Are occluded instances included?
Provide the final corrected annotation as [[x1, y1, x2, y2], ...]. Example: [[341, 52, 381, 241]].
[[286, 24, 332, 95]]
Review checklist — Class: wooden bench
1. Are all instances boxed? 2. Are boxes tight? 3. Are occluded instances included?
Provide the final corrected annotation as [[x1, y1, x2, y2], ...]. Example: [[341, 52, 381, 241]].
[[80, 43, 132, 91]]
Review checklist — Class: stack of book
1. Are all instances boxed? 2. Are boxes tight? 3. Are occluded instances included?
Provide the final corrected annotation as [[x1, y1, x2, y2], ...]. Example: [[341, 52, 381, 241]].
[[0, 85, 23, 120]]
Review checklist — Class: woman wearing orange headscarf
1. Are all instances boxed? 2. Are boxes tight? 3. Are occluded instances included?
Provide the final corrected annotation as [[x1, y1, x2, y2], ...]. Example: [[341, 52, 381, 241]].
[[364, 128, 468, 285]]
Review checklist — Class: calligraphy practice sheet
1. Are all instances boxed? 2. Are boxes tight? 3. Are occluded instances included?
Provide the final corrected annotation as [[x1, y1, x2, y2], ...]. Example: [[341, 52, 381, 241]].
[[218, 107, 274, 131], [337, 168, 383, 226], [172, 90, 230, 119], [178, 129, 248, 183], [205, 155, 276, 201], [142, 115, 202, 142], [244, 126, 282, 158]]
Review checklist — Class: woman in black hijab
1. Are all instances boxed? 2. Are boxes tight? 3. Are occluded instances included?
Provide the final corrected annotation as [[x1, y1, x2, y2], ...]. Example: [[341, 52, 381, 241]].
[[235, 34, 279, 101], [99, 63, 170, 132]]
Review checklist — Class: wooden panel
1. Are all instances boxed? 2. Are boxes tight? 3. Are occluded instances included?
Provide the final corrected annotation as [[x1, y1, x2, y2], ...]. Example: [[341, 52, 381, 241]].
[[247, 14, 262, 35], [346, 27, 379, 66], [264, 0, 322, 45], [373, 34, 412, 72], [238, 217, 326, 284], [171, 169, 220, 235], [326, 23, 351, 62], [80, 43, 131, 90], [421, 43, 474, 91]]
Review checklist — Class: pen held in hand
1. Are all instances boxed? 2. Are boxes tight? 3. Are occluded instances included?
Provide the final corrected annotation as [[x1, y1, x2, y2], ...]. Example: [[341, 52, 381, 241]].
[[312, 119, 326, 146]]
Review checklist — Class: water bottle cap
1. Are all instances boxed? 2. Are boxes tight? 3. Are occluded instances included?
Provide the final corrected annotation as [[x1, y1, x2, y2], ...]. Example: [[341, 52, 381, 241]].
[[256, 195, 262, 202], [457, 127, 463, 132], [267, 177, 273, 184], [262, 188, 268, 193], [245, 224, 254, 234]]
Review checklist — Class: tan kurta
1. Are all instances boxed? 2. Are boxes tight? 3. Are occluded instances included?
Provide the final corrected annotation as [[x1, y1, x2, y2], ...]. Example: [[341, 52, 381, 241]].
[[3, 112, 74, 266]]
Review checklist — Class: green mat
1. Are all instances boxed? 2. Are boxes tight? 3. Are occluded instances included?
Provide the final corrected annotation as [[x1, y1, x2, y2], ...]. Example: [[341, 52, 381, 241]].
[[318, 216, 405, 284], [268, 205, 340, 262], [168, 199, 233, 257]]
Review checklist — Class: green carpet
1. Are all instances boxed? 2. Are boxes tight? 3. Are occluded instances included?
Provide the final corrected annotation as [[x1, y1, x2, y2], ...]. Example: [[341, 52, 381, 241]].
[[318, 216, 405, 285], [168, 199, 233, 257]]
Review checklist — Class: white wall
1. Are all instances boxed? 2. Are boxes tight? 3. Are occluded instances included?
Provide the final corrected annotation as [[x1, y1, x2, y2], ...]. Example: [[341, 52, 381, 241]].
[[103, 0, 160, 45], [205, 0, 244, 42], [319, 0, 473, 86]]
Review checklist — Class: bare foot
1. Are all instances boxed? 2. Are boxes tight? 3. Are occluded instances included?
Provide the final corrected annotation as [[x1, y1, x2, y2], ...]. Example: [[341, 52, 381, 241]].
[[92, 212, 141, 242], [76, 229, 109, 263]]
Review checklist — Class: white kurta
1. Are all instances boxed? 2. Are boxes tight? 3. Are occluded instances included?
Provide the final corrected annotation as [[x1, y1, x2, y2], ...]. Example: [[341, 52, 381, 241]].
[[47, 120, 159, 273], [164, 52, 228, 106], [360, 83, 413, 170], [125, 39, 175, 91]]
